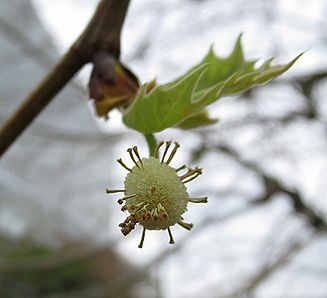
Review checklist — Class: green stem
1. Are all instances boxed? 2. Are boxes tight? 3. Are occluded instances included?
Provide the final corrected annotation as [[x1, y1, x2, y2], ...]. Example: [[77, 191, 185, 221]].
[[144, 133, 157, 157]]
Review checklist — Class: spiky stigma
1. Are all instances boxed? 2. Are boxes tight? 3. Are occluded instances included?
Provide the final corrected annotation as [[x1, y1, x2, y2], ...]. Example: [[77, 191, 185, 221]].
[[106, 141, 207, 248]]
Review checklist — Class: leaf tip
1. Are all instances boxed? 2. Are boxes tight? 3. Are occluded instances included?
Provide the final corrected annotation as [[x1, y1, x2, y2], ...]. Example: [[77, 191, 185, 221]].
[[237, 32, 244, 42]]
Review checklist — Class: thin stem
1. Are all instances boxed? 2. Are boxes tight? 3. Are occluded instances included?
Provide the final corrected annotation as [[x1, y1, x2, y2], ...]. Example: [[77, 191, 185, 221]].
[[144, 133, 157, 157]]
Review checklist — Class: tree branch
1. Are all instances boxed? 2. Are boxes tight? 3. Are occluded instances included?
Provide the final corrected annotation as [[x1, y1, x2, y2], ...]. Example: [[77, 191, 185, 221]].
[[0, 0, 130, 158], [225, 237, 309, 298], [215, 144, 327, 232]]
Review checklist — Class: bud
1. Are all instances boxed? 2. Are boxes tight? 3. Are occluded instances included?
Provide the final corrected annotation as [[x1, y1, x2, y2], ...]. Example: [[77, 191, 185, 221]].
[[88, 52, 139, 119]]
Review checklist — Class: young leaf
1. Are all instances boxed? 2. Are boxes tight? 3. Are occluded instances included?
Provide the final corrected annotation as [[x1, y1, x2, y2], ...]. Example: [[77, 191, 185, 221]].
[[123, 35, 302, 133], [176, 110, 218, 129]]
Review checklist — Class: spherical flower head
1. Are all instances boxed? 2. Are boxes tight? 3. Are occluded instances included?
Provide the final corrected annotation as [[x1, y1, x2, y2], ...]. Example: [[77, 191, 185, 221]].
[[106, 141, 207, 248], [125, 157, 188, 230]]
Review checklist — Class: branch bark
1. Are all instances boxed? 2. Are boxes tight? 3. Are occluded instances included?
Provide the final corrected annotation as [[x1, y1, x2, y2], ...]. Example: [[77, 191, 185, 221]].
[[0, 0, 130, 158]]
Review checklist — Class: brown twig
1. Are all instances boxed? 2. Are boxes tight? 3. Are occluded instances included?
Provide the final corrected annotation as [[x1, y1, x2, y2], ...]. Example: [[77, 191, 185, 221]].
[[0, 0, 130, 158]]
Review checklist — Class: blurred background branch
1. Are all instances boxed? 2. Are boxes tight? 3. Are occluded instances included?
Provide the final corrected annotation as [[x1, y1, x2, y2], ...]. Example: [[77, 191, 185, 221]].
[[211, 143, 327, 232]]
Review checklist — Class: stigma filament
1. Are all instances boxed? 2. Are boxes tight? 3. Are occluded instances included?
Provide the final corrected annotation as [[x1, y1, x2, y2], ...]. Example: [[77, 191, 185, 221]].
[[127, 148, 139, 168], [178, 220, 193, 230], [155, 140, 180, 165], [189, 197, 208, 203], [179, 167, 202, 183], [117, 158, 132, 172]]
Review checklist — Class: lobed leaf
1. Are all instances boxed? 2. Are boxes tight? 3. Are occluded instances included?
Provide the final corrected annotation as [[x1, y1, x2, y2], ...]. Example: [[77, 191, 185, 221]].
[[123, 35, 302, 133], [176, 110, 218, 129]]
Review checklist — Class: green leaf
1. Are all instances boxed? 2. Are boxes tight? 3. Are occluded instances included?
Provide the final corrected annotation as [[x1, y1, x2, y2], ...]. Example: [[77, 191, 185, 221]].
[[177, 110, 218, 129], [123, 34, 302, 133]]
